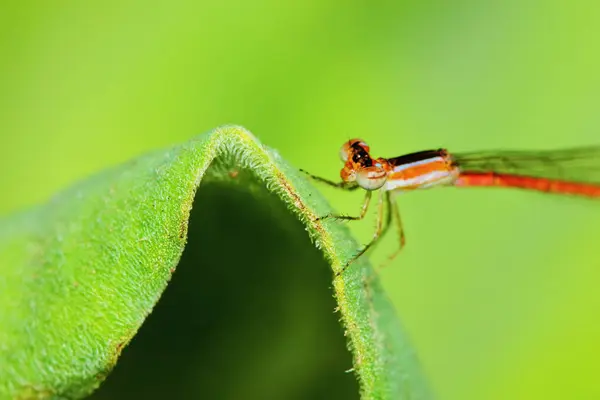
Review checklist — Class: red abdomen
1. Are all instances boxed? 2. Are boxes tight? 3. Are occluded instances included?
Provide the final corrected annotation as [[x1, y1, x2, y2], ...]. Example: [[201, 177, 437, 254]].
[[456, 172, 600, 198]]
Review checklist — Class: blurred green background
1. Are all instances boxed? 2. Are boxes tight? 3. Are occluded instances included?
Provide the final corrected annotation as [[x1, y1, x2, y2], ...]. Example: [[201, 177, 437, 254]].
[[2, 1, 600, 399]]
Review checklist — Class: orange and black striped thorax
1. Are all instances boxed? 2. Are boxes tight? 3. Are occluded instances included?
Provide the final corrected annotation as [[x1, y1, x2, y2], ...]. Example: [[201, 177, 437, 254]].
[[385, 149, 460, 191]]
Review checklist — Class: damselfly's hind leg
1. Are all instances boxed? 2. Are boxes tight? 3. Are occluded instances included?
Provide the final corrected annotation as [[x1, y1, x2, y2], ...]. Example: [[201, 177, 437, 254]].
[[337, 190, 393, 276]]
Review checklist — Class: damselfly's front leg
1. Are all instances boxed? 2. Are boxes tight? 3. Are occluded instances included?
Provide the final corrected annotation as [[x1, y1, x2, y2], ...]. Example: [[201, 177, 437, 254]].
[[316, 190, 372, 222], [337, 190, 393, 276], [299, 169, 360, 191]]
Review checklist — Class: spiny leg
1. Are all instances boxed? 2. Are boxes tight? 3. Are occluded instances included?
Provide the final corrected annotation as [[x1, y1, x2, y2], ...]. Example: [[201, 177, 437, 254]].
[[317, 190, 372, 222], [377, 193, 406, 271], [337, 190, 393, 276], [299, 169, 360, 191]]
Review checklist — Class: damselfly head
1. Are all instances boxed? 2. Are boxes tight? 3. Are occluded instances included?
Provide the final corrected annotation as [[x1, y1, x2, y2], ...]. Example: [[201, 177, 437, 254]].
[[339, 139, 390, 190]]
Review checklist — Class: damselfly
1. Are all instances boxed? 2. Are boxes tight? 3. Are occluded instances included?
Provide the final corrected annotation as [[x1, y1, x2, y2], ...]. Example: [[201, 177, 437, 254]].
[[303, 139, 600, 275]]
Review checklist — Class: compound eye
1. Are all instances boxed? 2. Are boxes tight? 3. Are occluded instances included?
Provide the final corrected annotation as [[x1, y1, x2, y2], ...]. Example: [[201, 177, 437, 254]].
[[340, 138, 369, 162]]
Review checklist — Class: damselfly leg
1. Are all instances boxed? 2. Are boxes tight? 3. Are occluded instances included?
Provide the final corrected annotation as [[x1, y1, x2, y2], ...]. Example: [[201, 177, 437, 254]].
[[304, 167, 399, 274], [335, 189, 394, 275], [316, 191, 372, 222], [377, 193, 406, 271], [299, 169, 360, 191]]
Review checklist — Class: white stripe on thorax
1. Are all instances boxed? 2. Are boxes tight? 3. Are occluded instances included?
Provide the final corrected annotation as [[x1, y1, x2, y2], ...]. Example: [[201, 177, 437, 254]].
[[385, 169, 457, 191], [392, 156, 445, 173]]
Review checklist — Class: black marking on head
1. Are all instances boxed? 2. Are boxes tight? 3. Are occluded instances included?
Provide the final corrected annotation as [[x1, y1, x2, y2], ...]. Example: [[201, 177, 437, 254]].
[[350, 142, 373, 167]]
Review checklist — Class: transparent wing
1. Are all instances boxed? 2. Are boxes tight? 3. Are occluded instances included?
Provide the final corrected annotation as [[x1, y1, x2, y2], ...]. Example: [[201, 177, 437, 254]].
[[453, 146, 600, 184]]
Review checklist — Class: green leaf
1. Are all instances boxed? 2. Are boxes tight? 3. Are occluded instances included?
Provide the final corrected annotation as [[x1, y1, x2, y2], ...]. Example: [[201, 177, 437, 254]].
[[0, 126, 432, 399]]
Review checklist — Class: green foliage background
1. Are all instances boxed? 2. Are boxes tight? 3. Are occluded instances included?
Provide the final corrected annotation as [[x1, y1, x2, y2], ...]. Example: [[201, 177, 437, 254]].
[[1, 1, 600, 399]]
